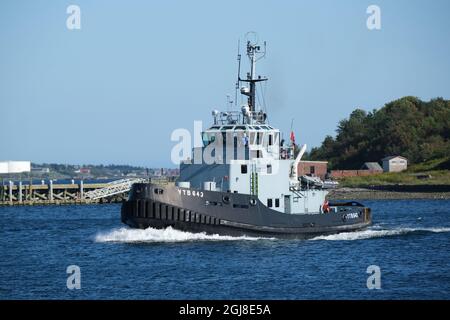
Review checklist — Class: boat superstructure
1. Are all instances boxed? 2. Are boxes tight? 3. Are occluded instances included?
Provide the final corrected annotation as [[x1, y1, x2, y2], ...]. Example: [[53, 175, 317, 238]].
[[121, 37, 371, 238]]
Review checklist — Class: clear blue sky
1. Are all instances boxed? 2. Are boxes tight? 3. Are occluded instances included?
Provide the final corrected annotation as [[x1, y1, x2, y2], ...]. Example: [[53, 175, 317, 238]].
[[1, 0, 449, 167]]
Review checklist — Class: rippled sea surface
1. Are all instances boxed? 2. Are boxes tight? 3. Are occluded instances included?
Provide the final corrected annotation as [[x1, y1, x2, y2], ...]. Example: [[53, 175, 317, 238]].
[[1, 200, 450, 299]]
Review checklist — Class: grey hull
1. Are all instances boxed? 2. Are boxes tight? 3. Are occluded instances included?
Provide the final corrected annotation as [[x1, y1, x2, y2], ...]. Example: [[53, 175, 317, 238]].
[[121, 183, 372, 239]]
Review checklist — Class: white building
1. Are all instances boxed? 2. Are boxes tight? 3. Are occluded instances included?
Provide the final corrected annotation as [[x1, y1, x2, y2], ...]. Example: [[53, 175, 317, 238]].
[[382, 156, 408, 172], [0, 161, 31, 174]]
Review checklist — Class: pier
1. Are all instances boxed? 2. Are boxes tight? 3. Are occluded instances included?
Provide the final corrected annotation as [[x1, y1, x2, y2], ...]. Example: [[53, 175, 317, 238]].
[[0, 178, 149, 206]]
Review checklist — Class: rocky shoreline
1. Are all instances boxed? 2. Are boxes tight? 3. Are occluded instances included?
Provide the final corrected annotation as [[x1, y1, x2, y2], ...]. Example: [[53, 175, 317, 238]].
[[328, 187, 450, 200]]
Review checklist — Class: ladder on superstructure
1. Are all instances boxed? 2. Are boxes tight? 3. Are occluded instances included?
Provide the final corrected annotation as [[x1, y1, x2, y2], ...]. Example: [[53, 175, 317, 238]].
[[289, 186, 305, 203]]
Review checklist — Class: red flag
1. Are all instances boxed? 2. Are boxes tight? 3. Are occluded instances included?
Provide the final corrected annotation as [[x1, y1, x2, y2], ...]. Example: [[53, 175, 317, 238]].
[[290, 131, 296, 145]]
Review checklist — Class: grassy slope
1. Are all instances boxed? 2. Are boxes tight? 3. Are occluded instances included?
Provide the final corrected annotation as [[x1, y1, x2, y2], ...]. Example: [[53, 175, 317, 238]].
[[339, 157, 450, 187]]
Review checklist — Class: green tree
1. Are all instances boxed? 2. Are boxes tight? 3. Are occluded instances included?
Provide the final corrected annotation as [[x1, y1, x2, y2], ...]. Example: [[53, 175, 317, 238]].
[[309, 97, 450, 169]]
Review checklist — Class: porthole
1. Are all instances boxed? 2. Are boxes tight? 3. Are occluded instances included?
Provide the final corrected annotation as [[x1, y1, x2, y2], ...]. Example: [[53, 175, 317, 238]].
[[249, 198, 257, 206], [222, 196, 230, 204]]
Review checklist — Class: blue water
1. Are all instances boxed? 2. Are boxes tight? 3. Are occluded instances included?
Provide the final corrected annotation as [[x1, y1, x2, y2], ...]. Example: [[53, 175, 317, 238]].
[[1, 200, 450, 300]]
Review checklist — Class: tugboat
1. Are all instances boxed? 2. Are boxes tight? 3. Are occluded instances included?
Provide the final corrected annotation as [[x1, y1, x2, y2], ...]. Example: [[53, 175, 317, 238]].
[[121, 38, 371, 239]]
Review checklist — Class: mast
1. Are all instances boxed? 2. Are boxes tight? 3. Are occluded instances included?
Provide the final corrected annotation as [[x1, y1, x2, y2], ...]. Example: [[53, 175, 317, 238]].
[[238, 39, 267, 116], [235, 40, 241, 109], [248, 42, 257, 112]]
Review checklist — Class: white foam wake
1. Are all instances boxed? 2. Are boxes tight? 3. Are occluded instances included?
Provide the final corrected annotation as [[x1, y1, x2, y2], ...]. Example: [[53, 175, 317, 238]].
[[94, 226, 267, 243], [95, 226, 450, 243], [311, 227, 450, 241]]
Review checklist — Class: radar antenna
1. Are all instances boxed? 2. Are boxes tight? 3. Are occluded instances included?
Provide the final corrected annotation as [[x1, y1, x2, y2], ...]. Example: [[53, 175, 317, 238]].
[[237, 32, 268, 124]]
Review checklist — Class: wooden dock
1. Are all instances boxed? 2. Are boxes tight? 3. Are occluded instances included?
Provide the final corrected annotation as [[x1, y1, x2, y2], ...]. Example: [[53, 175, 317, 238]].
[[0, 181, 129, 206]]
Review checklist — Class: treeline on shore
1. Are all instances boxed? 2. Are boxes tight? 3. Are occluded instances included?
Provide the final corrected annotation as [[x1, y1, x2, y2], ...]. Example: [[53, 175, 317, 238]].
[[307, 96, 450, 170]]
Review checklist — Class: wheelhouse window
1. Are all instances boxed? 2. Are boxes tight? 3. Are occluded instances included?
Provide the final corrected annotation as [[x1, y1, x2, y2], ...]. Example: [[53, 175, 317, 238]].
[[267, 164, 272, 174], [241, 164, 248, 174], [275, 198, 280, 207], [267, 199, 273, 207], [202, 132, 216, 147]]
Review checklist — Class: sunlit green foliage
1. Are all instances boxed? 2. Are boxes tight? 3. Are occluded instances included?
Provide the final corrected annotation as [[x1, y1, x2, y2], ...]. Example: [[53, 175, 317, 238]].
[[309, 97, 450, 169]]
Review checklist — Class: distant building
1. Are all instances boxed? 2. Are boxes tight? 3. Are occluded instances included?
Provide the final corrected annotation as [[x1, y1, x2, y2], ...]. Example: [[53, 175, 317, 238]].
[[382, 156, 408, 172], [331, 161, 383, 178], [361, 162, 383, 172], [165, 168, 180, 177], [297, 161, 328, 180], [0, 161, 31, 174], [31, 167, 50, 174], [74, 168, 91, 174]]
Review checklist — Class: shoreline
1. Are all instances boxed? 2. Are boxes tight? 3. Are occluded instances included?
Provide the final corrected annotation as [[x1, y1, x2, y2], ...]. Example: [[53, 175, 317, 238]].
[[328, 187, 450, 200]]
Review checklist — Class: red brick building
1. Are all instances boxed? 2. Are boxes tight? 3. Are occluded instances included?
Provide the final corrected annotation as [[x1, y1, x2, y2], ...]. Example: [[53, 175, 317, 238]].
[[330, 162, 384, 178], [297, 161, 328, 180]]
